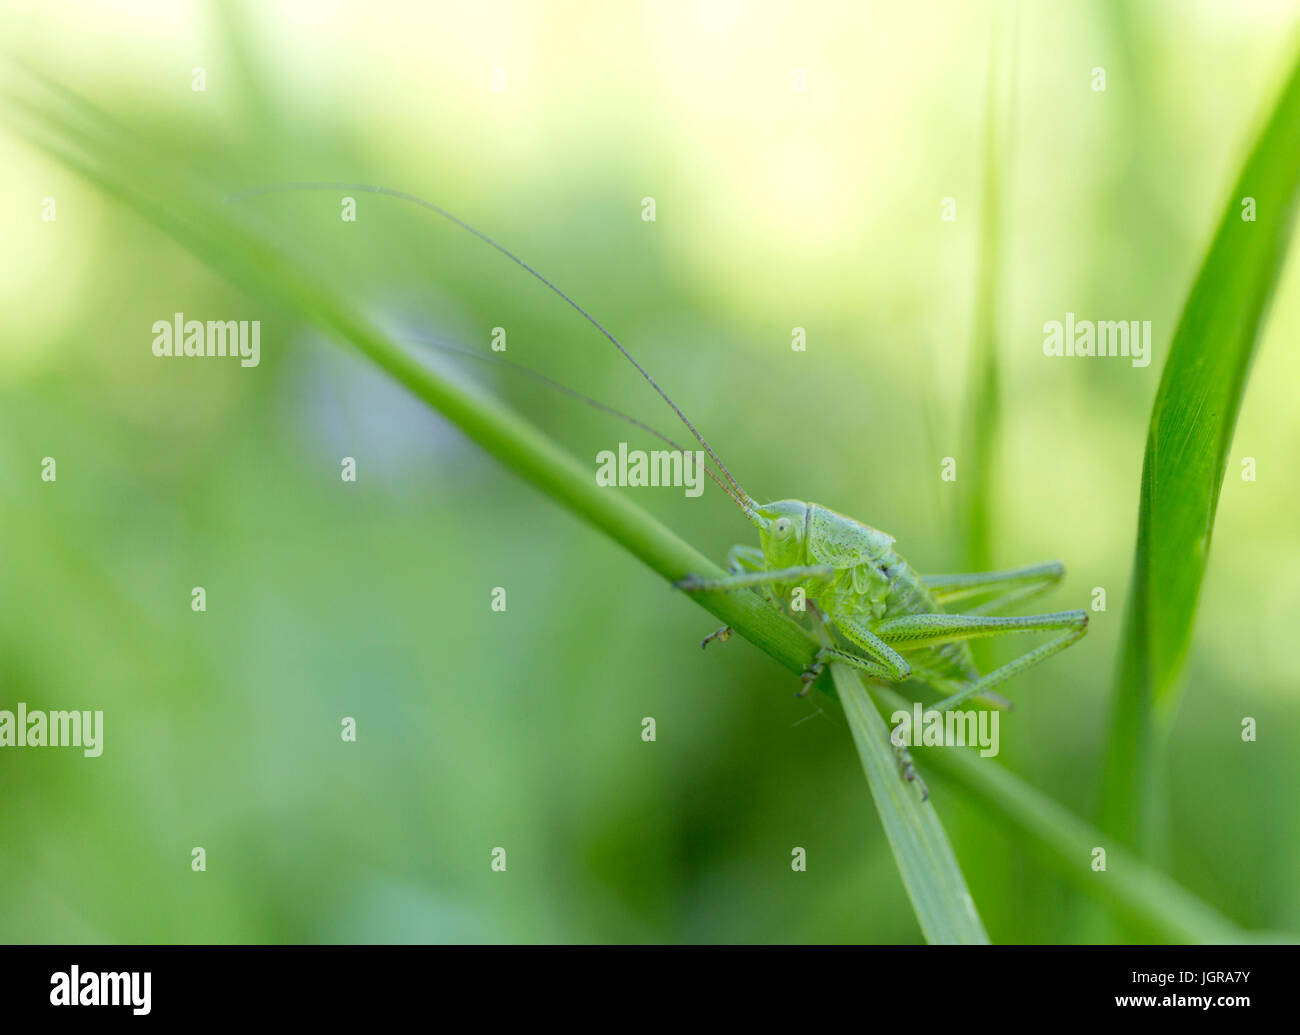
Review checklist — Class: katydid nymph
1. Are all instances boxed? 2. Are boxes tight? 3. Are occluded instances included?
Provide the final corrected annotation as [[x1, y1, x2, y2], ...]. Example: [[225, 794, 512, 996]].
[[233, 183, 1090, 796]]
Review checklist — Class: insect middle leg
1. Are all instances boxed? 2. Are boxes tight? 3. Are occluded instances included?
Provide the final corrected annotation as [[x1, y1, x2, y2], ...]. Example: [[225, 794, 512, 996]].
[[682, 553, 833, 653], [873, 610, 1088, 712], [814, 616, 929, 794], [795, 616, 912, 697]]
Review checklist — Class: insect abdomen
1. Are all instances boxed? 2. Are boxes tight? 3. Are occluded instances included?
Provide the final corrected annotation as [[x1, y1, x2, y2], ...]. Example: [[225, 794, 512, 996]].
[[878, 551, 933, 617], [876, 550, 979, 683]]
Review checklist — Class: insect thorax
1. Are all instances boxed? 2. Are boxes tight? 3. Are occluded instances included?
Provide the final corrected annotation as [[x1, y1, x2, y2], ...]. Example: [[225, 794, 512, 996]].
[[800, 508, 936, 618]]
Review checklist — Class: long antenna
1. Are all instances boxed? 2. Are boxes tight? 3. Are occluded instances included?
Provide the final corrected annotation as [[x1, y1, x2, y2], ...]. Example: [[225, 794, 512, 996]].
[[225, 182, 756, 514], [402, 331, 751, 511]]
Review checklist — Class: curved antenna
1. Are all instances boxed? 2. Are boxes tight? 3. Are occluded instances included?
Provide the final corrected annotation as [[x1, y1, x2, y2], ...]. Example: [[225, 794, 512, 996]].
[[402, 332, 751, 511], [225, 181, 756, 515]]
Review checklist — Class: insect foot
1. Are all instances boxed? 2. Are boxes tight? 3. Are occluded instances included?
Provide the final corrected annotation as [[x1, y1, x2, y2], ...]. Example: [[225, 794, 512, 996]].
[[890, 726, 930, 801], [701, 626, 733, 649], [797, 652, 829, 698]]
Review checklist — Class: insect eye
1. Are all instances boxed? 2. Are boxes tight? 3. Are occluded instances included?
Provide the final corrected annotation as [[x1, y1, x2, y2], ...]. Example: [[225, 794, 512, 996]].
[[774, 517, 792, 538]]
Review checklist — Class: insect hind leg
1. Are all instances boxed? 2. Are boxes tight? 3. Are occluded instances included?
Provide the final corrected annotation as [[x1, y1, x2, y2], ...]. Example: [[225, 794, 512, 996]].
[[922, 561, 1065, 616], [873, 610, 1089, 713]]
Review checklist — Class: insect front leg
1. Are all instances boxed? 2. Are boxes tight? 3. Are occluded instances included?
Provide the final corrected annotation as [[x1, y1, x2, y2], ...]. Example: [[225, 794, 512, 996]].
[[873, 610, 1089, 712], [676, 563, 834, 593], [700, 544, 770, 649]]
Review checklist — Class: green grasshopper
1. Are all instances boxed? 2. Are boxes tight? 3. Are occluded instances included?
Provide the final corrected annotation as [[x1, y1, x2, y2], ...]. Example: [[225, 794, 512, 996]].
[[678, 503, 1088, 710], [233, 183, 1089, 794], [672, 486, 1088, 799]]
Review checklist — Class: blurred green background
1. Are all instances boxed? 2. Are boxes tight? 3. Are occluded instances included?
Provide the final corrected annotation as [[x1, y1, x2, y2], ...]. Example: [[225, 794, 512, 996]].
[[2, 0, 1298, 943]]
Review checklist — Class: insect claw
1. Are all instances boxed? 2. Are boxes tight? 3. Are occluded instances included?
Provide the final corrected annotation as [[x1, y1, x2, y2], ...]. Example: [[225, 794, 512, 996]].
[[796, 657, 825, 698], [701, 626, 732, 650], [893, 737, 930, 801]]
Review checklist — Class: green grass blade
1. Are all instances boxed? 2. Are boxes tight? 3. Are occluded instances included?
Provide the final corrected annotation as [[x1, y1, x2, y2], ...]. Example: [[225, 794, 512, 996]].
[[835, 667, 988, 944], [1099, 41, 1300, 852], [869, 686, 1251, 944]]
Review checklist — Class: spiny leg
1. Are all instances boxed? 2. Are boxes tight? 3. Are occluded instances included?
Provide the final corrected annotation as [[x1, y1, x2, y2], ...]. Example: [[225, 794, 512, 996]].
[[725, 544, 766, 572], [825, 616, 930, 792], [922, 561, 1065, 616], [874, 610, 1088, 712], [875, 609, 1086, 648], [916, 564, 1068, 705], [797, 645, 901, 698], [828, 615, 912, 682], [889, 725, 930, 801], [699, 545, 772, 649], [833, 615, 937, 792], [676, 563, 834, 593], [794, 610, 914, 697]]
